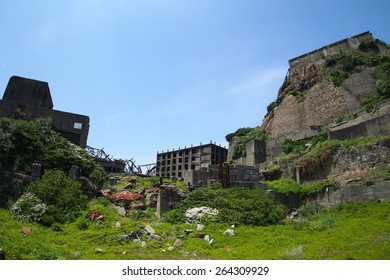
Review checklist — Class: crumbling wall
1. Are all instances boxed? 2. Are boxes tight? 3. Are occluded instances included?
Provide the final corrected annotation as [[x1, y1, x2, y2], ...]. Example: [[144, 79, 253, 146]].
[[156, 186, 185, 218], [304, 178, 390, 207]]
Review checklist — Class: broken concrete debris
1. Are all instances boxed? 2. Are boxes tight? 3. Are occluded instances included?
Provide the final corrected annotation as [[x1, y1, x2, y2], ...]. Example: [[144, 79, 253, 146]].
[[185, 207, 219, 224]]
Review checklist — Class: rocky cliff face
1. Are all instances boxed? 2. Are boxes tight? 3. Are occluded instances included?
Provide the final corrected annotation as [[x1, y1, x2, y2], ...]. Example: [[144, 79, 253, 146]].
[[261, 38, 389, 140], [262, 63, 378, 139]]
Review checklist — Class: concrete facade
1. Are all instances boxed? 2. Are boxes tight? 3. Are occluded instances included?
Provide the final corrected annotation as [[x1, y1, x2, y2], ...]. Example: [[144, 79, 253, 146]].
[[156, 142, 227, 178], [0, 76, 89, 148]]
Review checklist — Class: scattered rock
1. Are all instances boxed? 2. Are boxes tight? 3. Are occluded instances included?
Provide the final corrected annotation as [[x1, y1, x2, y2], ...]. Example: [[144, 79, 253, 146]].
[[150, 233, 162, 241], [108, 176, 122, 184], [204, 235, 210, 242], [197, 224, 205, 232], [94, 248, 105, 254], [287, 208, 299, 220], [100, 189, 112, 198], [185, 207, 219, 224], [73, 252, 81, 259], [224, 229, 235, 237], [128, 231, 138, 239], [21, 226, 32, 236], [114, 221, 121, 227], [133, 239, 146, 248], [184, 229, 194, 234], [113, 234, 130, 242], [131, 200, 145, 210], [174, 239, 183, 247], [144, 224, 156, 234], [168, 246, 175, 252], [113, 205, 126, 216], [128, 177, 137, 184], [90, 210, 105, 222]]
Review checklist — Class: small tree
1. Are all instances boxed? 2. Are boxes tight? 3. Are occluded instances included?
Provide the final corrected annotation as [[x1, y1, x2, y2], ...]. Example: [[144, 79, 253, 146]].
[[26, 169, 87, 226]]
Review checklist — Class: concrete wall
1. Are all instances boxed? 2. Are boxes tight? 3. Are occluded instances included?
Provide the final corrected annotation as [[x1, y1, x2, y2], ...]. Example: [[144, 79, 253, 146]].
[[304, 178, 390, 207], [184, 169, 210, 187], [0, 76, 90, 148], [268, 177, 390, 209], [329, 102, 390, 141], [288, 32, 373, 73], [156, 186, 185, 218], [0, 100, 90, 148]]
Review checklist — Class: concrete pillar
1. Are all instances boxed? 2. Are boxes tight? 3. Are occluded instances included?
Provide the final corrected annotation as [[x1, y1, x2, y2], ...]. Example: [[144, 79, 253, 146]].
[[69, 165, 80, 180], [295, 166, 302, 184], [31, 163, 42, 181]]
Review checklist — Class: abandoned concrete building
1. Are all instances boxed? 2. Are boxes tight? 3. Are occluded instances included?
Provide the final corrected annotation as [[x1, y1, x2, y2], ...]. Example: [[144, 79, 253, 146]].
[[156, 142, 228, 179], [0, 76, 90, 148]]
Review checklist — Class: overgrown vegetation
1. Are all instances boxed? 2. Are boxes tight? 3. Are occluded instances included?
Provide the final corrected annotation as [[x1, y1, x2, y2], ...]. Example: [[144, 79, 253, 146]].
[[225, 127, 268, 160], [325, 39, 390, 106], [294, 135, 390, 175], [0, 117, 106, 187], [282, 133, 327, 155], [164, 185, 285, 226], [266, 178, 336, 197], [1, 199, 389, 260], [23, 169, 88, 226]]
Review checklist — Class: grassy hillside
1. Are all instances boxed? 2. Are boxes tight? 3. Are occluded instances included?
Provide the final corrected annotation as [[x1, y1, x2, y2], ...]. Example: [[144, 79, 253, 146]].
[[1, 199, 389, 260]]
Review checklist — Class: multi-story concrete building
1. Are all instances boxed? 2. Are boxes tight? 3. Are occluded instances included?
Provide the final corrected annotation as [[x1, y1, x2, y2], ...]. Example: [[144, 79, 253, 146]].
[[156, 142, 228, 178], [0, 76, 90, 148]]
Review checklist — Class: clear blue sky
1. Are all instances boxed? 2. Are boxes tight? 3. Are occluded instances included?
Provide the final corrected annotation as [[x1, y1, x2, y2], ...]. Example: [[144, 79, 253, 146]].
[[1, 0, 389, 167]]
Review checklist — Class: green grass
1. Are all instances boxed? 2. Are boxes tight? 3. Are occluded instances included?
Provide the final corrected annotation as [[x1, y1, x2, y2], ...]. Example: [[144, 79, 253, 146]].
[[1, 200, 389, 260]]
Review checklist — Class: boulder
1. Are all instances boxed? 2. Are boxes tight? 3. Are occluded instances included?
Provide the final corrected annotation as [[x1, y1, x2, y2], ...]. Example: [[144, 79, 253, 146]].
[[150, 233, 162, 241], [224, 229, 235, 237], [131, 200, 145, 210], [94, 248, 105, 254], [21, 226, 32, 236], [174, 239, 183, 247], [144, 224, 156, 234], [113, 205, 126, 216], [197, 224, 205, 232], [113, 234, 130, 242]]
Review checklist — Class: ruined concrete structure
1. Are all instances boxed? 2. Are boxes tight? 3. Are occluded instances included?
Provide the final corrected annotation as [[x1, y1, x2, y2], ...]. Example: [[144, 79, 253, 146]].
[[288, 31, 373, 74], [156, 142, 227, 179], [0, 76, 89, 148], [183, 164, 265, 189]]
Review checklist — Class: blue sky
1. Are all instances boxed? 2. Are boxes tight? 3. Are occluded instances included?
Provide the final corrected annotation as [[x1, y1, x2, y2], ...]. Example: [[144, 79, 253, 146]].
[[1, 0, 389, 167]]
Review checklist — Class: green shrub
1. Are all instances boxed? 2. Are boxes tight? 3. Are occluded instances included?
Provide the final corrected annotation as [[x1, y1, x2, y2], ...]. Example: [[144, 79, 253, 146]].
[[165, 187, 285, 226], [282, 133, 327, 155], [307, 216, 335, 231], [267, 178, 301, 194], [0, 117, 106, 182], [26, 169, 88, 226], [9, 192, 47, 222]]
